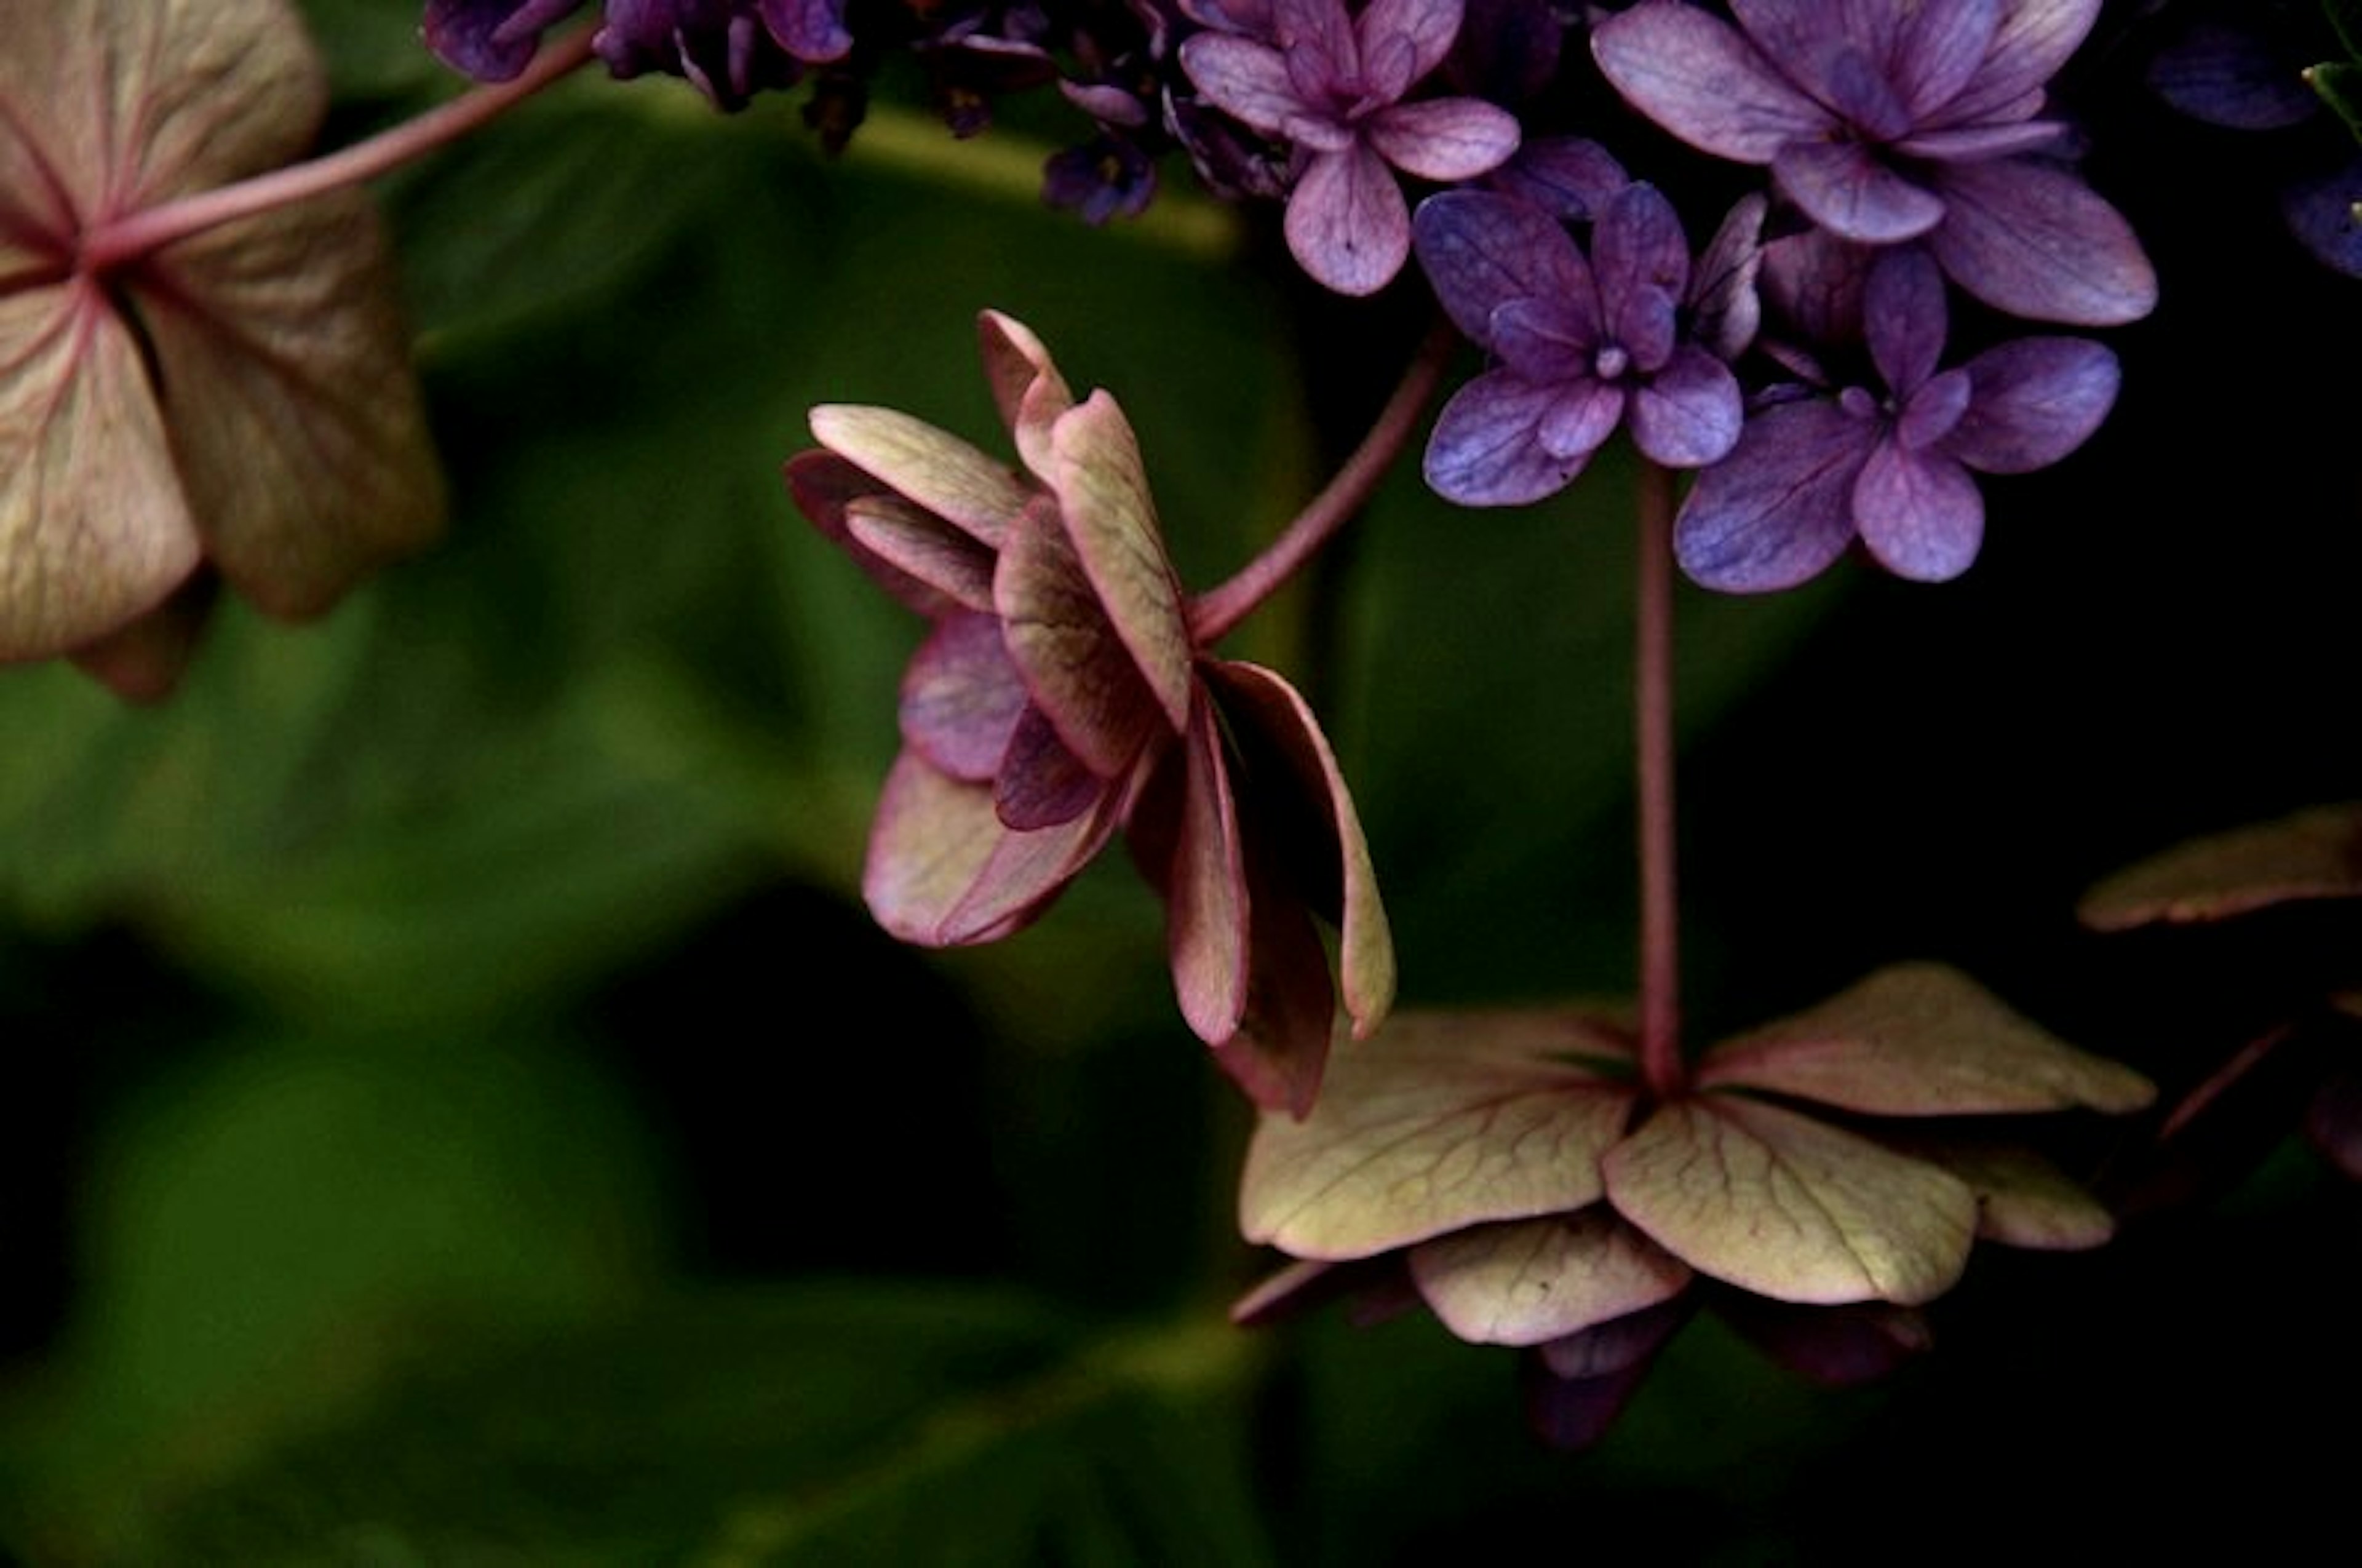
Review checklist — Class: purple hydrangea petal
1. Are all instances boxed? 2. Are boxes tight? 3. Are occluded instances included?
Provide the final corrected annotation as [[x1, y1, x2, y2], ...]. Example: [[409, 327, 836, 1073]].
[[1938, 0, 2102, 126], [1925, 157, 2157, 325], [1176, 34, 1306, 135], [1424, 373, 1590, 505], [1490, 296, 1596, 383], [1592, 0, 1831, 165], [1487, 136, 1631, 223], [1593, 183, 1690, 364], [1629, 345, 1744, 469], [1412, 189, 1593, 346], [1942, 336, 2118, 472], [1675, 397, 1875, 592], [1687, 193, 1769, 362], [1287, 143, 1414, 295], [424, 0, 586, 81], [1277, 0, 1360, 104], [901, 611, 1027, 782], [1760, 226, 1872, 349], [2283, 157, 2362, 279], [1772, 140, 1947, 245], [1822, 45, 1914, 142], [1284, 113, 1361, 155], [1364, 98, 1522, 182], [1537, 378, 1626, 462], [1864, 247, 1949, 397], [1357, 0, 1465, 89], [2149, 22, 2323, 132], [1895, 119, 2069, 162], [760, 0, 852, 62], [1895, 367, 1971, 452], [1852, 439, 1984, 581], [1885, 0, 2003, 122]]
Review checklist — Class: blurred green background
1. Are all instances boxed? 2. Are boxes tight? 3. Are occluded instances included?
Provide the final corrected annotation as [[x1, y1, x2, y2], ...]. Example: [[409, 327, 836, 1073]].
[[4, 3, 2361, 1561]]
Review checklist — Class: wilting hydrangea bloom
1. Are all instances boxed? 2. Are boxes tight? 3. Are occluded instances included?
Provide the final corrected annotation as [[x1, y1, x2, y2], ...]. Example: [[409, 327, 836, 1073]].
[[1412, 180, 1756, 505], [1676, 248, 2118, 591], [1230, 964, 2153, 1446], [785, 313, 1394, 1113], [1179, 0, 1521, 293], [1593, 0, 2156, 326], [425, 0, 848, 104]]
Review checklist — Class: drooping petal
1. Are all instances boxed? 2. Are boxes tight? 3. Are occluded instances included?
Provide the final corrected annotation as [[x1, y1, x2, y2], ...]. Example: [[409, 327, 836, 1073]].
[[1165, 695, 1254, 1049], [1717, 1295, 1931, 1385], [787, 453, 961, 617], [2078, 804, 2362, 932], [1772, 140, 1947, 244], [1411, 189, 1593, 347], [1410, 1209, 1692, 1347], [995, 495, 1169, 778], [977, 310, 1074, 482], [809, 404, 1030, 547], [1687, 193, 1769, 362], [1673, 397, 1874, 592], [1628, 345, 1743, 469], [1356, 0, 1465, 89], [1286, 143, 1413, 296], [1851, 437, 1984, 582], [1527, 1299, 1690, 1449], [1943, 336, 2119, 473], [1363, 98, 1521, 183], [1604, 1096, 1979, 1305], [1423, 372, 1589, 506], [899, 610, 1028, 781], [1890, 1138, 2121, 1249], [994, 704, 1109, 829], [1215, 860, 1340, 1117], [1048, 391, 1195, 733], [1593, 0, 1832, 165], [1238, 1007, 1637, 1259], [845, 493, 996, 611], [1201, 659, 1396, 1040], [1925, 156, 2157, 326], [1696, 961, 2157, 1115], [862, 749, 1115, 945], [1176, 34, 1310, 137], [1935, 0, 2103, 127]]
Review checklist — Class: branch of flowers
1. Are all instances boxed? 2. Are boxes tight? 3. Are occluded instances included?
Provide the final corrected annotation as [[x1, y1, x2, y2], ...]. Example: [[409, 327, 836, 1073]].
[[1185, 314, 1457, 647], [78, 27, 600, 274], [1636, 457, 1684, 1100]]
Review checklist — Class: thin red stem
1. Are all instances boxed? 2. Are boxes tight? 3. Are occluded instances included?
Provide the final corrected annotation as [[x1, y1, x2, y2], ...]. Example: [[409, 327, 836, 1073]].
[[1187, 315, 1457, 646], [78, 29, 600, 273], [1636, 458, 1684, 1099]]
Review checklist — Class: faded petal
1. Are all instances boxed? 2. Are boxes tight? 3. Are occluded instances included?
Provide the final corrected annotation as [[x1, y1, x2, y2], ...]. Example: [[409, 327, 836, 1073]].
[[1926, 157, 2157, 326], [977, 310, 1074, 481], [1410, 1209, 1692, 1347], [1592, 0, 1832, 165], [845, 493, 997, 612], [1896, 1138, 2121, 1249], [1364, 98, 1521, 182], [1629, 346, 1743, 469], [1048, 391, 1195, 733], [1166, 696, 1254, 1049], [994, 705, 1108, 830], [1412, 189, 1593, 347], [2078, 804, 2362, 931], [1214, 862, 1340, 1118], [1773, 140, 1946, 244], [899, 610, 1028, 781], [1604, 1096, 1979, 1305], [787, 453, 961, 617], [996, 496, 1169, 778], [1424, 372, 1593, 506], [1944, 336, 2119, 473], [1287, 143, 1414, 295], [1674, 397, 1874, 592], [809, 404, 1030, 547], [1238, 1007, 1636, 1258], [863, 749, 1116, 945], [1851, 437, 1984, 582]]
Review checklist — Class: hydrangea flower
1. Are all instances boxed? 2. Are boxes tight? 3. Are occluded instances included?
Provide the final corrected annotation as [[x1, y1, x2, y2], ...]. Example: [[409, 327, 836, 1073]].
[[1179, 0, 1521, 294], [425, 0, 849, 104], [1412, 180, 1755, 505], [785, 312, 1394, 1113], [1592, 0, 2157, 326], [1231, 963, 2153, 1445], [1674, 247, 2118, 591]]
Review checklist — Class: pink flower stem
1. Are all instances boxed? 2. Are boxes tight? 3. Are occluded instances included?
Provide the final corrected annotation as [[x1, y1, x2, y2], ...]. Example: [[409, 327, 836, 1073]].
[[1187, 314, 1457, 646], [1636, 457, 1685, 1100], [78, 28, 600, 274]]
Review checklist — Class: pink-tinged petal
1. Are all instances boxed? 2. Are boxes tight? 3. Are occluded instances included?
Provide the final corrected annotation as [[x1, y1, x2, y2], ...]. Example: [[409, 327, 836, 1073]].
[[846, 494, 996, 611], [862, 749, 1115, 945], [994, 705, 1108, 829], [976, 310, 1073, 482], [1527, 1300, 1690, 1449], [1719, 1296, 1931, 1385], [1230, 1255, 1410, 1326], [1201, 659, 1395, 1038], [1238, 1007, 1638, 1258], [1410, 1209, 1692, 1347], [1944, 336, 2118, 473], [1773, 140, 1946, 245], [1282, 112, 1359, 156], [1593, 0, 1832, 165], [1865, 247, 1949, 398], [1166, 696, 1253, 1048], [1604, 1096, 1978, 1305], [1423, 372, 1586, 506], [1697, 961, 2157, 1116], [1275, 0, 1360, 104], [996, 495, 1169, 778], [900, 610, 1027, 781], [1356, 0, 1464, 87], [1537, 1293, 1692, 1380], [1287, 143, 1412, 296], [1537, 377, 1624, 463], [1852, 439, 1984, 582], [1673, 397, 1874, 592], [1, 284, 200, 661], [1895, 119, 2069, 162], [1048, 391, 1195, 733], [1886, 0, 2002, 121], [2077, 805, 2362, 931], [786, 452, 960, 617], [1177, 34, 1310, 137], [68, 575, 217, 704], [1893, 1139, 2120, 1249], [1936, 0, 2102, 126], [1364, 98, 1521, 182], [1412, 189, 1595, 347], [1629, 346, 1743, 469], [809, 405, 1031, 548], [1488, 136, 1630, 225], [1925, 157, 2157, 326], [1214, 882, 1339, 1118]]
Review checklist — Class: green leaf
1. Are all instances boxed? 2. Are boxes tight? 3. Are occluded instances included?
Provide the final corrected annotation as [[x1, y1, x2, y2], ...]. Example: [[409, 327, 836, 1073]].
[[1238, 1006, 1637, 1259], [1603, 1096, 1977, 1305], [1695, 961, 2157, 1116], [1407, 1209, 1691, 1347], [2078, 802, 2362, 930]]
